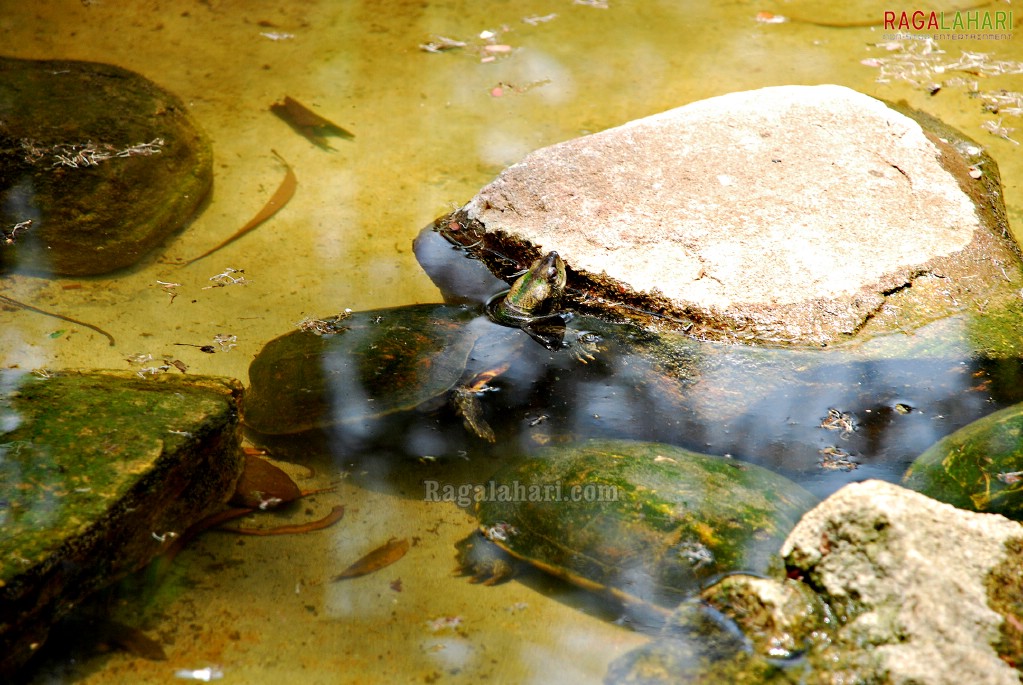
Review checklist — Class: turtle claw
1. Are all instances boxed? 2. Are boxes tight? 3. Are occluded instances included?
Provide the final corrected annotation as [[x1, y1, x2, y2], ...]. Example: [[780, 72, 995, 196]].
[[567, 331, 603, 364]]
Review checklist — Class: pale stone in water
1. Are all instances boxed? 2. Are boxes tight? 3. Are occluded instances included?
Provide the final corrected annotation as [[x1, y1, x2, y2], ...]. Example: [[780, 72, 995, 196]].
[[782, 480, 1022, 684], [458, 84, 1019, 345]]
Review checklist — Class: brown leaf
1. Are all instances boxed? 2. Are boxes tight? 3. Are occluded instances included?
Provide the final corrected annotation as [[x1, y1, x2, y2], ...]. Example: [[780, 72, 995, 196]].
[[331, 537, 409, 581]]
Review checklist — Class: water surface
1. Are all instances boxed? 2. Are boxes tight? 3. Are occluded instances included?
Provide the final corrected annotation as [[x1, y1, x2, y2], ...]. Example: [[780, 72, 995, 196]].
[[1, 1, 1021, 682]]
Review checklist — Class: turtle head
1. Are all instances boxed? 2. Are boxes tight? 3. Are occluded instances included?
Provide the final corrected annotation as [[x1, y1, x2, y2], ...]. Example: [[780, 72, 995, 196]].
[[490, 251, 566, 325]]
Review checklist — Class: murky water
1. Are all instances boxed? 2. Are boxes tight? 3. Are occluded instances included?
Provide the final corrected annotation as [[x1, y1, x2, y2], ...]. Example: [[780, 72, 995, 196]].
[[1, 1, 1022, 682]]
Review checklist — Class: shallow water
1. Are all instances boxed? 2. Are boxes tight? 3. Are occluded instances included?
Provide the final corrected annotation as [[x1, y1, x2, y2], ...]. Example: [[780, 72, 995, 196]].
[[1, 1, 1022, 682]]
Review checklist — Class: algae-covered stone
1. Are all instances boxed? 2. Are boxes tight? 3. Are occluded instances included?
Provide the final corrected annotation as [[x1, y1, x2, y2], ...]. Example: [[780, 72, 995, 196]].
[[903, 402, 1023, 518], [469, 439, 818, 609], [0, 370, 243, 678], [0, 57, 212, 276]]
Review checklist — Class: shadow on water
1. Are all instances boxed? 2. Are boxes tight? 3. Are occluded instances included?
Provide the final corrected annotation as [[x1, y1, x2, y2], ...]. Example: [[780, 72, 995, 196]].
[[249, 229, 1023, 506]]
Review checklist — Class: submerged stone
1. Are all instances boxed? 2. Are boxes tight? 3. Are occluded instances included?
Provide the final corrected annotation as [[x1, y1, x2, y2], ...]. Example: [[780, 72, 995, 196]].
[[0, 371, 243, 678], [903, 402, 1023, 518], [435, 84, 1022, 347], [0, 57, 212, 276]]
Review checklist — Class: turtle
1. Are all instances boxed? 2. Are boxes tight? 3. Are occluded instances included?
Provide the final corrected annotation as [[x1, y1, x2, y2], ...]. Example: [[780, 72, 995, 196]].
[[243, 252, 584, 447], [455, 438, 818, 614], [902, 401, 1023, 519]]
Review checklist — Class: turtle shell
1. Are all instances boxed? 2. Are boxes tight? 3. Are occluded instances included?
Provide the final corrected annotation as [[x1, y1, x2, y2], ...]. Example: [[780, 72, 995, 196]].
[[903, 402, 1023, 518], [474, 439, 817, 609], [244, 304, 485, 435]]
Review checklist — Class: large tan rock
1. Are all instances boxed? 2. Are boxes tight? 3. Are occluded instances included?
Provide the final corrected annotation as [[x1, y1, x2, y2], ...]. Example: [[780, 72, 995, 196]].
[[440, 85, 1021, 346]]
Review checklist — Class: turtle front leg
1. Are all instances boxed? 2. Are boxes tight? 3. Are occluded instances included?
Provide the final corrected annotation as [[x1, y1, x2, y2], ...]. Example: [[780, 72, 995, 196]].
[[451, 361, 510, 442]]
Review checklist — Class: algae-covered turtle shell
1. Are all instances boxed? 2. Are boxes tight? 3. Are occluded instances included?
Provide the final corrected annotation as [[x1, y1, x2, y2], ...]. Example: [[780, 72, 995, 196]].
[[903, 402, 1023, 518], [464, 439, 818, 610], [244, 303, 494, 436]]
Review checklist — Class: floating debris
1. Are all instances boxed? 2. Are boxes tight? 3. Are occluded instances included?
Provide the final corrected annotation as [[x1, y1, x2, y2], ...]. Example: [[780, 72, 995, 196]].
[[213, 333, 237, 352], [270, 95, 354, 150], [203, 268, 250, 289], [755, 11, 788, 24], [818, 446, 859, 472], [49, 138, 164, 169], [296, 310, 353, 335], [330, 537, 410, 581], [156, 280, 181, 303], [2, 219, 31, 245], [819, 408, 857, 438], [419, 35, 467, 52], [183, 151, 296, 267], [174, 666, 224, 681], [522, 13, 557, 25], [427, 615, 464, 632], [981, 118, 1020, 145], [260, 31, 295, 41]]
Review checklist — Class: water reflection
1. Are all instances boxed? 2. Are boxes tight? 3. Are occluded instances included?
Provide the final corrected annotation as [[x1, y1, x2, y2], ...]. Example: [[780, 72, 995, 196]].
[[241, 228, 1022, 508]]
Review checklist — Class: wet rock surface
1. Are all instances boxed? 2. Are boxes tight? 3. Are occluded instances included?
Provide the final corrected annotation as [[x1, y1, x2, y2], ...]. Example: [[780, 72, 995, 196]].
[[783, 480, 1023, 684], [436, 84, 1022, 346], [609, 481, 1023, 683], [0, 371, 243, 678], [0, 57, 212, 276]]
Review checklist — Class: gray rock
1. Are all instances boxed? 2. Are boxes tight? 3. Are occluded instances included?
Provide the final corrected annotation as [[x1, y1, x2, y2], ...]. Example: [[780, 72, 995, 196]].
[[0, 371, 244, 677], [440, 85, 1021, 346], [782, 479, 1023, 684]]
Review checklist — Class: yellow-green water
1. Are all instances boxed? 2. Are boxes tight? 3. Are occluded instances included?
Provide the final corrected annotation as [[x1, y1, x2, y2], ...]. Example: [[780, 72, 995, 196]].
[[1, 1, 1021, 682]]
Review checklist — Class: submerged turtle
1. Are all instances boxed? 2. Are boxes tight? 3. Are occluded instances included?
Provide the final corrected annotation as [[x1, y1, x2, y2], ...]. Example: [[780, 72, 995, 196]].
[[903, 401, 1023, 519], [244, 252, 579, 445], [456, 438, 818, 612]]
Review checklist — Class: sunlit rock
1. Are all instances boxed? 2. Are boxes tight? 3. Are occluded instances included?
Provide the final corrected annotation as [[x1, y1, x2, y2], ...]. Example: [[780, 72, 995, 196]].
[[436, 84, 1022, 346], [782, 479, 1023, 684], [0, 57, 212, 276], [0, 371, 243, 678]]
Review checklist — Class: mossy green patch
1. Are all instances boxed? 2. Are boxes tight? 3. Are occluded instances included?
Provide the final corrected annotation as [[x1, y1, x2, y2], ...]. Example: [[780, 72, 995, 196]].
[[0, 370, 243, 678]]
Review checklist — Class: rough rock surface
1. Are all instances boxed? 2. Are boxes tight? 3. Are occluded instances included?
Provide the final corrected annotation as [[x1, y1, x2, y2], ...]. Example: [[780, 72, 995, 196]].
[[782, 479, 1023, 684], [0, 57, 212, 276], [441, 84, 1020, 345], [0, 371, 244, 677]]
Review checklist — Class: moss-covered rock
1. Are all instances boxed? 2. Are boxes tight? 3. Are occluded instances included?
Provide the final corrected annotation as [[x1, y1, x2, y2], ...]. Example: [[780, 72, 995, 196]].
[[0, 57, 212, 276], [0, 370, 243, 678]]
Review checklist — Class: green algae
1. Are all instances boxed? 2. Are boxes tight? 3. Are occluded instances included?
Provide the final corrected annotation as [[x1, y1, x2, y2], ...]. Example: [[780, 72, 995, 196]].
[[0, 370, 243, 678]]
